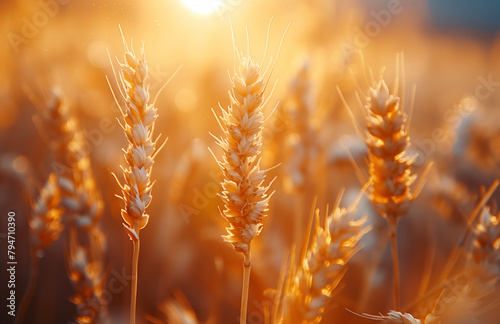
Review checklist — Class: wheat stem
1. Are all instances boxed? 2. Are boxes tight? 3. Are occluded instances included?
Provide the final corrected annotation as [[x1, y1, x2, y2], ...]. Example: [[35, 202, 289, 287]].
[[131, 238, 140, 324], [16, 255, 40, 324], [388, 221, 400, 310], [241, 247, 252, 324]]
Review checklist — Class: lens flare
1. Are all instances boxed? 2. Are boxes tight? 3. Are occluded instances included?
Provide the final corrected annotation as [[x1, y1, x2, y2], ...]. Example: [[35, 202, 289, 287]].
[[182, 0, 221, 14]]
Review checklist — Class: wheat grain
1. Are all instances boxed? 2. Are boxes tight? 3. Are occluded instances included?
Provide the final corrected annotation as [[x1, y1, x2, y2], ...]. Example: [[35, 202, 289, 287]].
[[278, 191, 370, 324]]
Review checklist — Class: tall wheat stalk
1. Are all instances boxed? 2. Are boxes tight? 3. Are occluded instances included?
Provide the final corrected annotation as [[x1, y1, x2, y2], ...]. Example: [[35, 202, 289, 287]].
[[213, 47, 274, 323], [340, 57, 430, 309], [29, 88, 107, 322], [111, 34, 163, 324]]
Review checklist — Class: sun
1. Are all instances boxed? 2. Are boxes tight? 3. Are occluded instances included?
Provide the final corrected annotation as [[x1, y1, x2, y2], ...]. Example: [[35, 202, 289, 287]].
[[181, 0, 222, 14]]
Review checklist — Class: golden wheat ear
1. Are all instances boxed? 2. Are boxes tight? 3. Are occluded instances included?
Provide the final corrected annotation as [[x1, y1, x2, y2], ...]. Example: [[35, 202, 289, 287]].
[[212, 21, 289, 324], [109, 26, 178, 324], [277, 188, 371, 324], [339, 54, 433, 310], [213, 49, 272, 324]]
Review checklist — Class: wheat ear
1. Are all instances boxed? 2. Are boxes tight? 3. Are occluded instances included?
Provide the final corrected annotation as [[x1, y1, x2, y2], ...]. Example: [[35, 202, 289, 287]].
[[353, 57, 431, 309], [17, 173, 63, 323], [31, 88, 103, 228], [213, 48, 273, 324], [278, 190, 369, 324], [112, 36, 160, 324]]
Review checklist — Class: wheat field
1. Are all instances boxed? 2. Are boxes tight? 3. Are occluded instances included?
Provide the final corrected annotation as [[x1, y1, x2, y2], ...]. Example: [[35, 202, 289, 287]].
[[1, 1, 500, 323]]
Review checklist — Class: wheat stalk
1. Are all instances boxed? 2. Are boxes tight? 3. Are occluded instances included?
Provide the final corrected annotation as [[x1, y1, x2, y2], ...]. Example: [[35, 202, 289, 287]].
[[340, 56, 431, 309], [277, 190, 369, 324], [29, 87, 109, 322], [365, 76, 411, 309], [213, 48, 274, 324], [111, 34, 163, 324]]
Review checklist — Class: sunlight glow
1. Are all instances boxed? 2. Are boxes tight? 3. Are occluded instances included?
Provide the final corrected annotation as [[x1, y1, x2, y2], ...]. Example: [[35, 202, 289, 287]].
[[182, 0, 222, 14]]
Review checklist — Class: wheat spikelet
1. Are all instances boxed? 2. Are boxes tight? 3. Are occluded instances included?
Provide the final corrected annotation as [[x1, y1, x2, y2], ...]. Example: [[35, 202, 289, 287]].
[[279, 192, 369, 324], [213, 49, 272, 258], [66, 228, 108, 324], [30, 173, 64, 257], [113, 39, 159, 242]]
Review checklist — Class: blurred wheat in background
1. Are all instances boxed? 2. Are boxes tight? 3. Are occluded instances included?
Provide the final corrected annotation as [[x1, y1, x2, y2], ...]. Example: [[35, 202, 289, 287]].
[[2, 0, 500, 324]]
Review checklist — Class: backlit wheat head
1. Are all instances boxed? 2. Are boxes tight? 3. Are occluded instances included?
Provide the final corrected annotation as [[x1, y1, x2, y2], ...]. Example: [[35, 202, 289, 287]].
[[214, 50, 273, 258], [280, 193, 369, 324], [363, 78, 416, 226], [114, 40, 159, 241], [30, 173, 63, 257]]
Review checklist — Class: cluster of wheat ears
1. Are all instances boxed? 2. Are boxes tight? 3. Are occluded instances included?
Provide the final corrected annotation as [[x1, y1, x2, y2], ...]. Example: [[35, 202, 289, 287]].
[[17, 25, 500, 324]]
